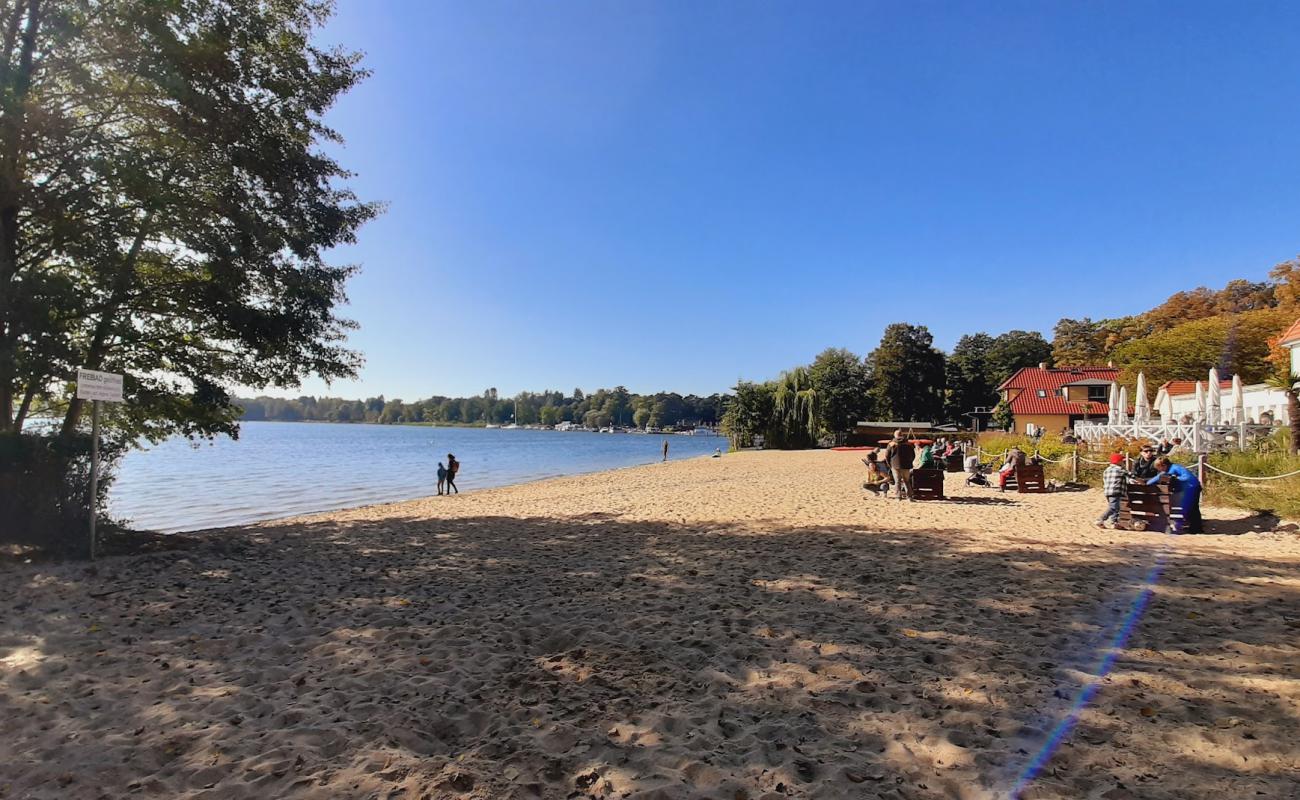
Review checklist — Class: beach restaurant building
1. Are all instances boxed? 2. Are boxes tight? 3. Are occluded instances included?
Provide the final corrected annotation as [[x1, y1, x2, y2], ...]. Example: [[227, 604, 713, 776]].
[[1149, 317, 1300, 426], [997, 365, 1120, 435]]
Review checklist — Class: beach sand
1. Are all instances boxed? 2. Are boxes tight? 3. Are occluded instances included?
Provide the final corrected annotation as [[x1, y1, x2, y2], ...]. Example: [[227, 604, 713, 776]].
[[2, 450, 1299, 799]]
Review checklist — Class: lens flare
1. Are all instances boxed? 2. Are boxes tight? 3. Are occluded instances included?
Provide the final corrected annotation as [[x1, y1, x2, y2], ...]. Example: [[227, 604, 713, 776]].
[[1007, 536, 1172, 798]]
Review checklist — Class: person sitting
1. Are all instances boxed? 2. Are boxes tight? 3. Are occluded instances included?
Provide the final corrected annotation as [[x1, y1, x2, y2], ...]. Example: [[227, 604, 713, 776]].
[[1131, 445, 1159, 480], [863, 450, 892, 494], [997, 448, 1026, 491], [1146, 457, 1202, 533], [919, 443, 936, 469], [1156, 439, 1174, 456]]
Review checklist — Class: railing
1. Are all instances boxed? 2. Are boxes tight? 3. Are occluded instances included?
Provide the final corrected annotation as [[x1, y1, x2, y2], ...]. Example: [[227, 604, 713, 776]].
[[1072, 420, 1276, 452]]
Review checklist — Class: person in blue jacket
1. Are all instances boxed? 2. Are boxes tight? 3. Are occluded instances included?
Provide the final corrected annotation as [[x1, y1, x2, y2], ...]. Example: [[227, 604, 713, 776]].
[[1147, 457, 1202, 533]]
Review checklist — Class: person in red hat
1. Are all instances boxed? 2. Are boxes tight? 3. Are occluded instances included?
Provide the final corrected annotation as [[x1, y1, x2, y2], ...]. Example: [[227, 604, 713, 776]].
[[1096, 453, 1127, 528]]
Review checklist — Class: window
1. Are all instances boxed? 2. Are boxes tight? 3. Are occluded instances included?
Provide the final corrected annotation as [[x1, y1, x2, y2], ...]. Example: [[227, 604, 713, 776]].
[[1087, 385, 1107, 402], [1035, 389, 1047, 398]]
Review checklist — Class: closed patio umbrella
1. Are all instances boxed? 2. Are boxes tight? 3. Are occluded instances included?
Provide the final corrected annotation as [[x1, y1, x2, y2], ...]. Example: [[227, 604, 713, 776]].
[[1118, 385, 1129, 425], [1195, 381, 1206, 422], [1161, 385, 1176, 423], [1107, 381, 1119, 425], [1134, 372, 1150, 424], [1206, 368, 1221, 425], [1231, 374, 1245, 424]]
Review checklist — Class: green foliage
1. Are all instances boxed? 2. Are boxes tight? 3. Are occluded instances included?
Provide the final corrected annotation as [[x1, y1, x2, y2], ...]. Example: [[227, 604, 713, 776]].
[[721, 381, 775, 449], [1051, 318, 1109, 367], [1110, 308, 1291, 387], [1204, 448, 1300, 519], [991, 399, 1013, 431], [986, 330, 1052, 387], [866, 324, 946, 422], [0, 1, 379, 546], [771, 366, 820, 448], [0, 432, 122, 554], [237, 389, 729, 430], [945, 333, 995, 420], [807, 348, 870, 436]]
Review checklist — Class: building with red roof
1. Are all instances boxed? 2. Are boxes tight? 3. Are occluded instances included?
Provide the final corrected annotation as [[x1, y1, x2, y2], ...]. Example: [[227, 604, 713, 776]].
[[1280, 316, 1300, 377], [996, 365, 1121, 434]]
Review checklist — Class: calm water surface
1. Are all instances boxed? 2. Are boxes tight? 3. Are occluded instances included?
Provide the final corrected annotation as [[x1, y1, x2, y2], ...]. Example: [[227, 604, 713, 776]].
[[110, 422, 725, 533]]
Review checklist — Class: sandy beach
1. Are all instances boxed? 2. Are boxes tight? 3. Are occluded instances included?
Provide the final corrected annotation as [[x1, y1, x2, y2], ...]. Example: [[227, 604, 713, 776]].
[[3, 450, 1299, 800]]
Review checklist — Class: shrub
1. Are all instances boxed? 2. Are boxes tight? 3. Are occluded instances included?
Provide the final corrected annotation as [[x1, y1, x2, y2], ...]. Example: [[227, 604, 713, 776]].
[[0, 433, 121, 557]]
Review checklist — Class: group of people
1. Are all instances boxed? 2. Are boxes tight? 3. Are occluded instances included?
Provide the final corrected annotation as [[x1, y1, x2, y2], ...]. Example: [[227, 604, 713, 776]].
[[1098, 441, 1203, 533], [436, 453, 460, 495], [864, 431, 964, 501]]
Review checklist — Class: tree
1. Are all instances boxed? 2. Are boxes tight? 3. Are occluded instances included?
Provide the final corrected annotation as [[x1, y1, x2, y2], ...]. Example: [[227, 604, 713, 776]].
[[1265, 372, 1299, 456], [720, 381, 774, 449], [1, 1, 376, 442], [539, 405, 563, 426], [1110, 309, 1290, 387], [1271, 258, 1300, 311], [1, 0, 375, 545], [986, 330, 1052, 387], [866, 324, 945, 422], [770, 366, 820, 447], [1051, 318, 1108, 366], [807, 348, 869, 437], [944, 333, 995, 421]]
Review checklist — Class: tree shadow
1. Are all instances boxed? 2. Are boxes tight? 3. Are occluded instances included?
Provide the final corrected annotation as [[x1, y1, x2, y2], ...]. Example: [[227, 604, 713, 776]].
[[2, 512, 1297, 799]]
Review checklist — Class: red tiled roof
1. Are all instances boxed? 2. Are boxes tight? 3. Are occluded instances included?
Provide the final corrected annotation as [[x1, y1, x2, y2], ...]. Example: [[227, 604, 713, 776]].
[[999, 366, 1122, 417], [1278, 317, 1300, 346], [1009, 395, 1111, 416], [998, 366, 1118, 391], [1157, 379, 1233, 398]]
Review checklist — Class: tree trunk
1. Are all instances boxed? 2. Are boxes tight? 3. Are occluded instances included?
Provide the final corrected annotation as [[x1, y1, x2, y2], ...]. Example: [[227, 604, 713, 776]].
[[1288, 388, 1299, 456], [0, 0, 43, 431]]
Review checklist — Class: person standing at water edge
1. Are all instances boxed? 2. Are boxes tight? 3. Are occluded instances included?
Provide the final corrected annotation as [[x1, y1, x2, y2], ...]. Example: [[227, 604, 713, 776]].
[[885, 430, 915, 502], [446, 453, 460, 494], [436, 462, 447, 495], [662, 438, 669, 462], [1147, 457, 1202, 533]]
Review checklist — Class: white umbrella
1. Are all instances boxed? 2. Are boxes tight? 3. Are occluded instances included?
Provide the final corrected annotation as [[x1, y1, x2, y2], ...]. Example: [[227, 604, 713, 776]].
[[1117, 385, 1129, 425], [1107, 381, 1119, 425], [1195, 381, 1206, 423], [1161, 388, 1175, 424], [1231, 374, 1245, 425], [1206, 368, 1221, 425], [1134, 372, 1150, 424]]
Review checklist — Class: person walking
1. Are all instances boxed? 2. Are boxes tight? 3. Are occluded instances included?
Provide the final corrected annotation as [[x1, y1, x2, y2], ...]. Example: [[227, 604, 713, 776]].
[[885, 430, 916, 501], [1097, 453, 1126, 528], [445, 453, 460, 494], [1147, 457, 1202, 533], [662, 438, 669, 462], [436, 461, 447, 496]]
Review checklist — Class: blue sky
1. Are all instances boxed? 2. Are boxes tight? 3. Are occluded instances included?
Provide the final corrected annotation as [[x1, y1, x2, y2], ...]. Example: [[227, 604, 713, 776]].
[[290, 0, 1300, 401]]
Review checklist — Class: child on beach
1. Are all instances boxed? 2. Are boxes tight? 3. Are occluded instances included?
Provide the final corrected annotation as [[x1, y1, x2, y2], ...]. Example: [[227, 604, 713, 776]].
[[436, 462, 447, 495], [1097, 453, 1126, 528]]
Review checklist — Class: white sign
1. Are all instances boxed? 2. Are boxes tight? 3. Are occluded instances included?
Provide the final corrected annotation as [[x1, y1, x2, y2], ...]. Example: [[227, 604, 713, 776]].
[[76, 369, 124, 403]]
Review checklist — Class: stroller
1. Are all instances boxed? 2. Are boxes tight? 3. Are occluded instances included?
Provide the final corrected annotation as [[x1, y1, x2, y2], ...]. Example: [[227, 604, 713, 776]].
[[964, 455, 991, 487]]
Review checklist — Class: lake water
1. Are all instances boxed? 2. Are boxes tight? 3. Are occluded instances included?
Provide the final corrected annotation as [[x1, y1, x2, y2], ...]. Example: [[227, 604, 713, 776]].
[[110, 422, 727, 533]]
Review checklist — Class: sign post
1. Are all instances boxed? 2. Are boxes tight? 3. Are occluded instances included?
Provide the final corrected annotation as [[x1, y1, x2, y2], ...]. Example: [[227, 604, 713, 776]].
[[76, 369, 124, 559]]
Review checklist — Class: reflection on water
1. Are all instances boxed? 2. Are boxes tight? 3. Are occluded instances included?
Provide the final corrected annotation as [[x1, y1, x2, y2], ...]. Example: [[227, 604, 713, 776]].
[[111, 422, 725, 532]]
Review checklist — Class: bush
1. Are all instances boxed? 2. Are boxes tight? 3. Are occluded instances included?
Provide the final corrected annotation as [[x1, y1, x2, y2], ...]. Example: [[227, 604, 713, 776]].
[[0, 433, 121, 557], [1203, 449, 1300, 519]]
